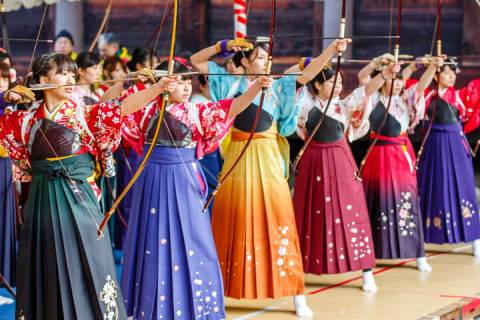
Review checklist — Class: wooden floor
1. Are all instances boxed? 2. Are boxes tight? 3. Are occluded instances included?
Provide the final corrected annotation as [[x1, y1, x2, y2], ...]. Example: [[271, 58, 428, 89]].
[[225, 244, 480, 320]]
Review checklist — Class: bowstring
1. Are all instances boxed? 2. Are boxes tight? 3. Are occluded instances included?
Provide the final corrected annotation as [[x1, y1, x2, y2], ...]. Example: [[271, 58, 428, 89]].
[[27, 4, 48, 76]]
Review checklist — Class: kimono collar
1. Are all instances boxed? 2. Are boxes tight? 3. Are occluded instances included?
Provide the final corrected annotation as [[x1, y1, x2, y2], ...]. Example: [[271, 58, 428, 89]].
[[41, 99, 76, 120], [316, 95, 340, 108]]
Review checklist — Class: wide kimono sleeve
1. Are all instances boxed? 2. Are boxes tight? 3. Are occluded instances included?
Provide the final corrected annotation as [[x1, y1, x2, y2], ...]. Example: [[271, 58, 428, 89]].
[[403, 83, 426, 131], [273, 76, 304, 136], [84, 99, 124, 152], [343, 86, 373, 141], [458, 79, 480, 133], [118, 83, 150, 155], [194, 99, 234, 158], [0, 110, 32, 181], [207, 61, 238, 101], [121, 112, 145, 155]]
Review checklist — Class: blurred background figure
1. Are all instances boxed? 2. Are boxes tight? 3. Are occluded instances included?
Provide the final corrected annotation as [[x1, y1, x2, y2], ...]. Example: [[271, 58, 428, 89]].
[[98, 32, 131, 63], [53, 29, 77, 60], [128, 47, 158, 71]]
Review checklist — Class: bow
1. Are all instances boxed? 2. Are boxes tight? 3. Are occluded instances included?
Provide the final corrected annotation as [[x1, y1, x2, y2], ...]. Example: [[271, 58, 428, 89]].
[[291, 0, 346, 172], [97, 0, 179, 237], [415, 0, 441, 167], [88, 0, 113, 52], [202, 0, 277, 211], [356, 0, 403, 179], [416, 0, 474, 163]]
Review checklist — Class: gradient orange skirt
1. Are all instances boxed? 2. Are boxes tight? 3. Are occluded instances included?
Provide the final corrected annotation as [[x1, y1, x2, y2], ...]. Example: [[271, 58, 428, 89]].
[[211, 125, 305, 299]]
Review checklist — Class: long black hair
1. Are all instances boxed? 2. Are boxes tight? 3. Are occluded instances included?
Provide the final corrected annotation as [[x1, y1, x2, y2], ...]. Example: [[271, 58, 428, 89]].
[[155, 58, 192, 80], [307, 65, 344, 96], [128, 48, 155, 71], [76, 52, 100, 69], [232, 42, 269, 69], [103, 56, 128, 80], [432, 58, 459, 88], [76, 52, 100, 81]]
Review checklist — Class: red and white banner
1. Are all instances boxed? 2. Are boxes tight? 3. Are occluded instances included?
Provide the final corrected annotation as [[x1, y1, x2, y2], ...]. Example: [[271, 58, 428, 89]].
[[233, 0, 247, 38]]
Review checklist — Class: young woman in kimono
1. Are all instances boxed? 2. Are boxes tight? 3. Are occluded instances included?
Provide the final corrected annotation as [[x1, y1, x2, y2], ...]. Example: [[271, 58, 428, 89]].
[[416, 58, 480, 255], [358, 55, 445, 270], [72, 52, 102, 105], [120, 58, 273, 320], [190, 37, 349, 317], [293, 61, 401, 292], [0, 52, 175, 319], [96, 56, 129, 98]]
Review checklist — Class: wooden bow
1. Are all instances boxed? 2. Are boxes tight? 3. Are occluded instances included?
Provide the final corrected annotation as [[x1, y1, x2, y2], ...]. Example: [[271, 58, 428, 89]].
[[203, 0, 277, 211], [88, 0, 113, 52], [356, 0, 403, 179]]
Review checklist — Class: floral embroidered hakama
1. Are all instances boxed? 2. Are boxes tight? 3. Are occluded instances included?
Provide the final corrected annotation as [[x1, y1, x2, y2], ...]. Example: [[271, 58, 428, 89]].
[[418, 85, 480, 244], [208, 62, 306, 299], [121, 99, 232, 319], [362, 90, 426, 259], [294, 89, 376, 273]]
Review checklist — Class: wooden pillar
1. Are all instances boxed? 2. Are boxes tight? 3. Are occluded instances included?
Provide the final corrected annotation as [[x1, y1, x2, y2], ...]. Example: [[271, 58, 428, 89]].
[[55, 0, 84, 52], [313, 0, 323, 54], [179, 0, 208, 54]]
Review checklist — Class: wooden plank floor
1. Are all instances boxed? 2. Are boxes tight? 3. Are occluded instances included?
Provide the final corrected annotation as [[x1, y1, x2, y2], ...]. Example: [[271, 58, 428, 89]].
[[225, 244, 480, 319]]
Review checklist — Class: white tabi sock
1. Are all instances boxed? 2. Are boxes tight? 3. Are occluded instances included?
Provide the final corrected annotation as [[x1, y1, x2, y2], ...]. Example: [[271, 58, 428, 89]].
[[294, 295, 313, 318], [473, 239, 480, 257], [362, 270, 378, 292], [416, 256, 432, 272], [0, 295, 13, 305]]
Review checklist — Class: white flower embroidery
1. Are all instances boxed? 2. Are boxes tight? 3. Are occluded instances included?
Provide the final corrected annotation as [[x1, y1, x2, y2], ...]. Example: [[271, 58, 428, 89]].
[[397, 192, 417, 236], [99, 275, 119, 320]]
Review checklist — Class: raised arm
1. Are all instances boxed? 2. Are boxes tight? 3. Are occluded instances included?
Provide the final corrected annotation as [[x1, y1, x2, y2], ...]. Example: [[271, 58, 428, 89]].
[[228, 76, 272, 118], [357, 53, 395, 86], [100, 81, 125, 103], [296, 39, 350, 85], [100, 68, 158, 103], [415, 56, 444, 97], [120, 77, 176, 117], [284, 63, 300, 75], [190, 39, 253, 74], [364, 62, 401, 97], [357, 62, 377, 86]]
